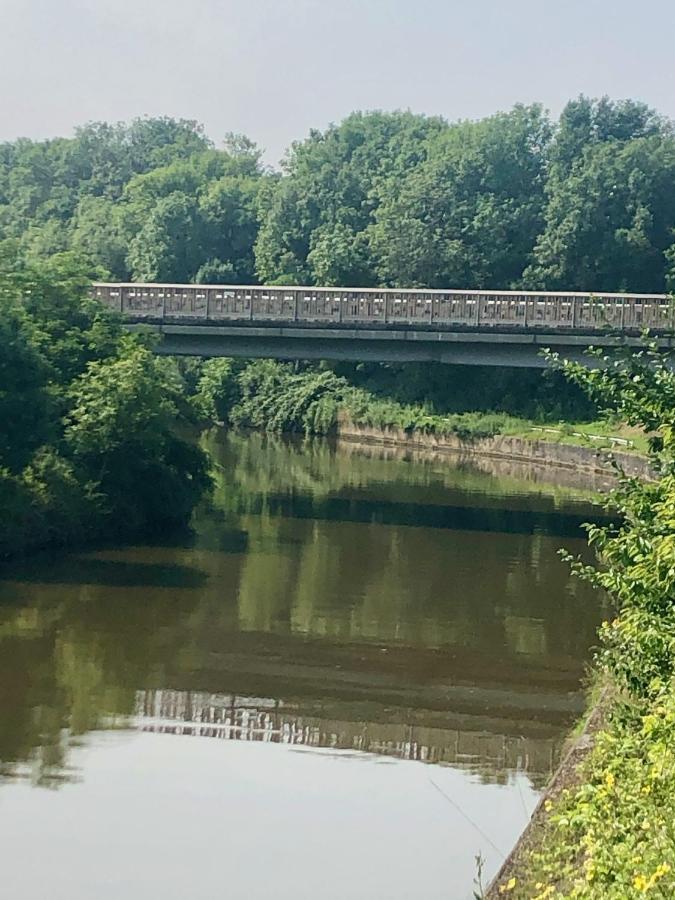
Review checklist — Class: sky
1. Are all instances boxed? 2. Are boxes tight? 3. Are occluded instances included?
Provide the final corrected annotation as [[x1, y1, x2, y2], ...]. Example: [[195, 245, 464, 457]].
[[2, 0, 674, 166]]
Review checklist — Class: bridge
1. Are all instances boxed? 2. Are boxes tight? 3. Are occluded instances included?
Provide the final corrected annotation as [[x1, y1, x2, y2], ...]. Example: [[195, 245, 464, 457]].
[[92, 282, 675, 367]]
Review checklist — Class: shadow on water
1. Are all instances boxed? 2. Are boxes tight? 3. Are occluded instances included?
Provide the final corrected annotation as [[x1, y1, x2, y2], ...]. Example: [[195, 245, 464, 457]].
[[1, 558, 210, 589], [234, 492, 612, 537]]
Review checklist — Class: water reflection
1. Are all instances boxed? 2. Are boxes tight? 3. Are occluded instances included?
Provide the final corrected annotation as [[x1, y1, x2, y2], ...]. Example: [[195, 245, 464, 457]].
[[0, 432, 607, 897], [136, 688, 558, 783]]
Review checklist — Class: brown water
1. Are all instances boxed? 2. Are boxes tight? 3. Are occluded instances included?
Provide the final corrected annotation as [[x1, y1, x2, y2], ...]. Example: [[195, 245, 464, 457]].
[[0, 432, 608, 900]]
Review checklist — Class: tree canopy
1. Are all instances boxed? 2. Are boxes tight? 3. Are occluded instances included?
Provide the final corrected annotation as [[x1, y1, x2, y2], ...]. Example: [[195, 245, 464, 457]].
[[1, 101, 674, 292]]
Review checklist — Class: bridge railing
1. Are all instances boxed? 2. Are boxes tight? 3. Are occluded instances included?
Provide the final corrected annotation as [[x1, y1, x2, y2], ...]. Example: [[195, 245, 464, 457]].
[[91, 283, 675, 332]]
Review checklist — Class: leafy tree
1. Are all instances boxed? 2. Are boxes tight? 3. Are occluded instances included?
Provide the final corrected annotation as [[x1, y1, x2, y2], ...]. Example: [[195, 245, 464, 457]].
[[0, 294, 55, 471], [127, 192, 202, 282], [549, 95, 666, 176], [254, 110, 445, 284], [370, 104, 551, 288], [123, 149, 265, 283], [65, 341, 210, 531], [306, 223, 373, 286], [526, 135, 675, 291], [193, 358, 243, 422], [0, 247, 210, 557], [70, 196, 130, 278]]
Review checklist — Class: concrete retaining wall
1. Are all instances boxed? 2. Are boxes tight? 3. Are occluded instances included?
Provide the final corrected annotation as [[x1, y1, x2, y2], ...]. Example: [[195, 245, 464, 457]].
[[337, 421, 653, 479]]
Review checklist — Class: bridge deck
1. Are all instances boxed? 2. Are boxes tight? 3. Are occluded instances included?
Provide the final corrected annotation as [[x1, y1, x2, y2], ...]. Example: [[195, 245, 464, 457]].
[[93, 282, 674, 333]]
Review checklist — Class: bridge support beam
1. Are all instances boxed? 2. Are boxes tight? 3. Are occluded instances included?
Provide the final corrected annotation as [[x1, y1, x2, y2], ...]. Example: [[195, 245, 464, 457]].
[[131, 323, 674, 368]]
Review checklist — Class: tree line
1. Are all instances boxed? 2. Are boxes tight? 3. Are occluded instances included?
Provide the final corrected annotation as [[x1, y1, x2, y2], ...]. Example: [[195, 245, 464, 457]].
[[2, 97, 675, 294]]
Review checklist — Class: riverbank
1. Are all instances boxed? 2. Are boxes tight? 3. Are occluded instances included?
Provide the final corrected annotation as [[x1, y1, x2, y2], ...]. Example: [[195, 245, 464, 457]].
[[336, 420, 652, 481], [485, 684, 611, 898], [481, 348, 675, 899], [194, 357, 651, 479]]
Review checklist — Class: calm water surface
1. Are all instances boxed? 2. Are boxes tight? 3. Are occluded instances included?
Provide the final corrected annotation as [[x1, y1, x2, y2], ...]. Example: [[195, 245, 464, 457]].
[[0, 433, 609, 900]]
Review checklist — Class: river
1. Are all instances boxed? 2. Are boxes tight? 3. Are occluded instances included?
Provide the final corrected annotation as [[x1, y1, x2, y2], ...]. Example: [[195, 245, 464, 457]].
[[0, 432, 608, 899]]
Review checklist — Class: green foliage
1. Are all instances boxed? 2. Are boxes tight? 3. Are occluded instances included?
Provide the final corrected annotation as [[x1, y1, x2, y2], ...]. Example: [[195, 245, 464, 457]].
[[526, 136, 675, 292], [0, 120, 266, 285], [512, 693, 675, 899], [333, 361, 596, 422], [345, 393, 525, 440], [254, 110, 445, 285], [193, 358, 244, 423], [370, 104, 551, 288], [122, 149, 265, 283], [193, 358, 529, 441], [229, 361, 349, 435], [508, 344, 675, 898], [65, 341, 210, 531], [0, 292, 55, 471], [0, 250, 210, 558]]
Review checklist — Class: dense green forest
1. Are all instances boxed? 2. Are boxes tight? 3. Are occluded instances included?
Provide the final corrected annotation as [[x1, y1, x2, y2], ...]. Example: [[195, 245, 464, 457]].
[[2, 96, 675, 293]]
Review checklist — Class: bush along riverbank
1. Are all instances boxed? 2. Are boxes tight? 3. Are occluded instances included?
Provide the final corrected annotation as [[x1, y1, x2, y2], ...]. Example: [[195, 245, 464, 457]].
[[0, 246, 210, 559], [192, 357, 649, 466], [487, 343, 675, 899]]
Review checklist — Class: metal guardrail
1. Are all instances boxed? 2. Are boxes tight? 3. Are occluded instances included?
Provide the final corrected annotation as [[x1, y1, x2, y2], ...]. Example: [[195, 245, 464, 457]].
[[92, 282, 675, 332]]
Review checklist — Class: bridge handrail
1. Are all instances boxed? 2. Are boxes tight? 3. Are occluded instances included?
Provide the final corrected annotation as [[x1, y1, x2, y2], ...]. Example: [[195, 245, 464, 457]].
[[92, 281, 669, 301], [91, 282, 675, 333]]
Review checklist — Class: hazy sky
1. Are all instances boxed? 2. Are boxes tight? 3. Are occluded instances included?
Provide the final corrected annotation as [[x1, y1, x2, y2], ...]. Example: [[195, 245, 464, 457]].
[[2, 0, 674, 165]]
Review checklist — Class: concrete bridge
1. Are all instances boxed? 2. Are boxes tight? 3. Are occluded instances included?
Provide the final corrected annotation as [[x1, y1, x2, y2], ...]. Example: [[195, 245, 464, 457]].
[[92, 282, 675, 367]]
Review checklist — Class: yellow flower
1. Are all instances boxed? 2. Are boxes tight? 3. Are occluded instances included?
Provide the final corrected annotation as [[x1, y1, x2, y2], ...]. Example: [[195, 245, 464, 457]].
[[499, 877, 517, 893], [604, 772, 615, 789], [532, 886, 555, 900], [544, 799, 553, 811], [633, 874, 648, 892], [652, 862, 671, 882]]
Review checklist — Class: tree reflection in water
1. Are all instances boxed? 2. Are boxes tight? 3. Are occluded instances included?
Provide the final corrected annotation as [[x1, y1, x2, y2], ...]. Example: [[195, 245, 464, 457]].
[[0, 432, 608, 790]]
